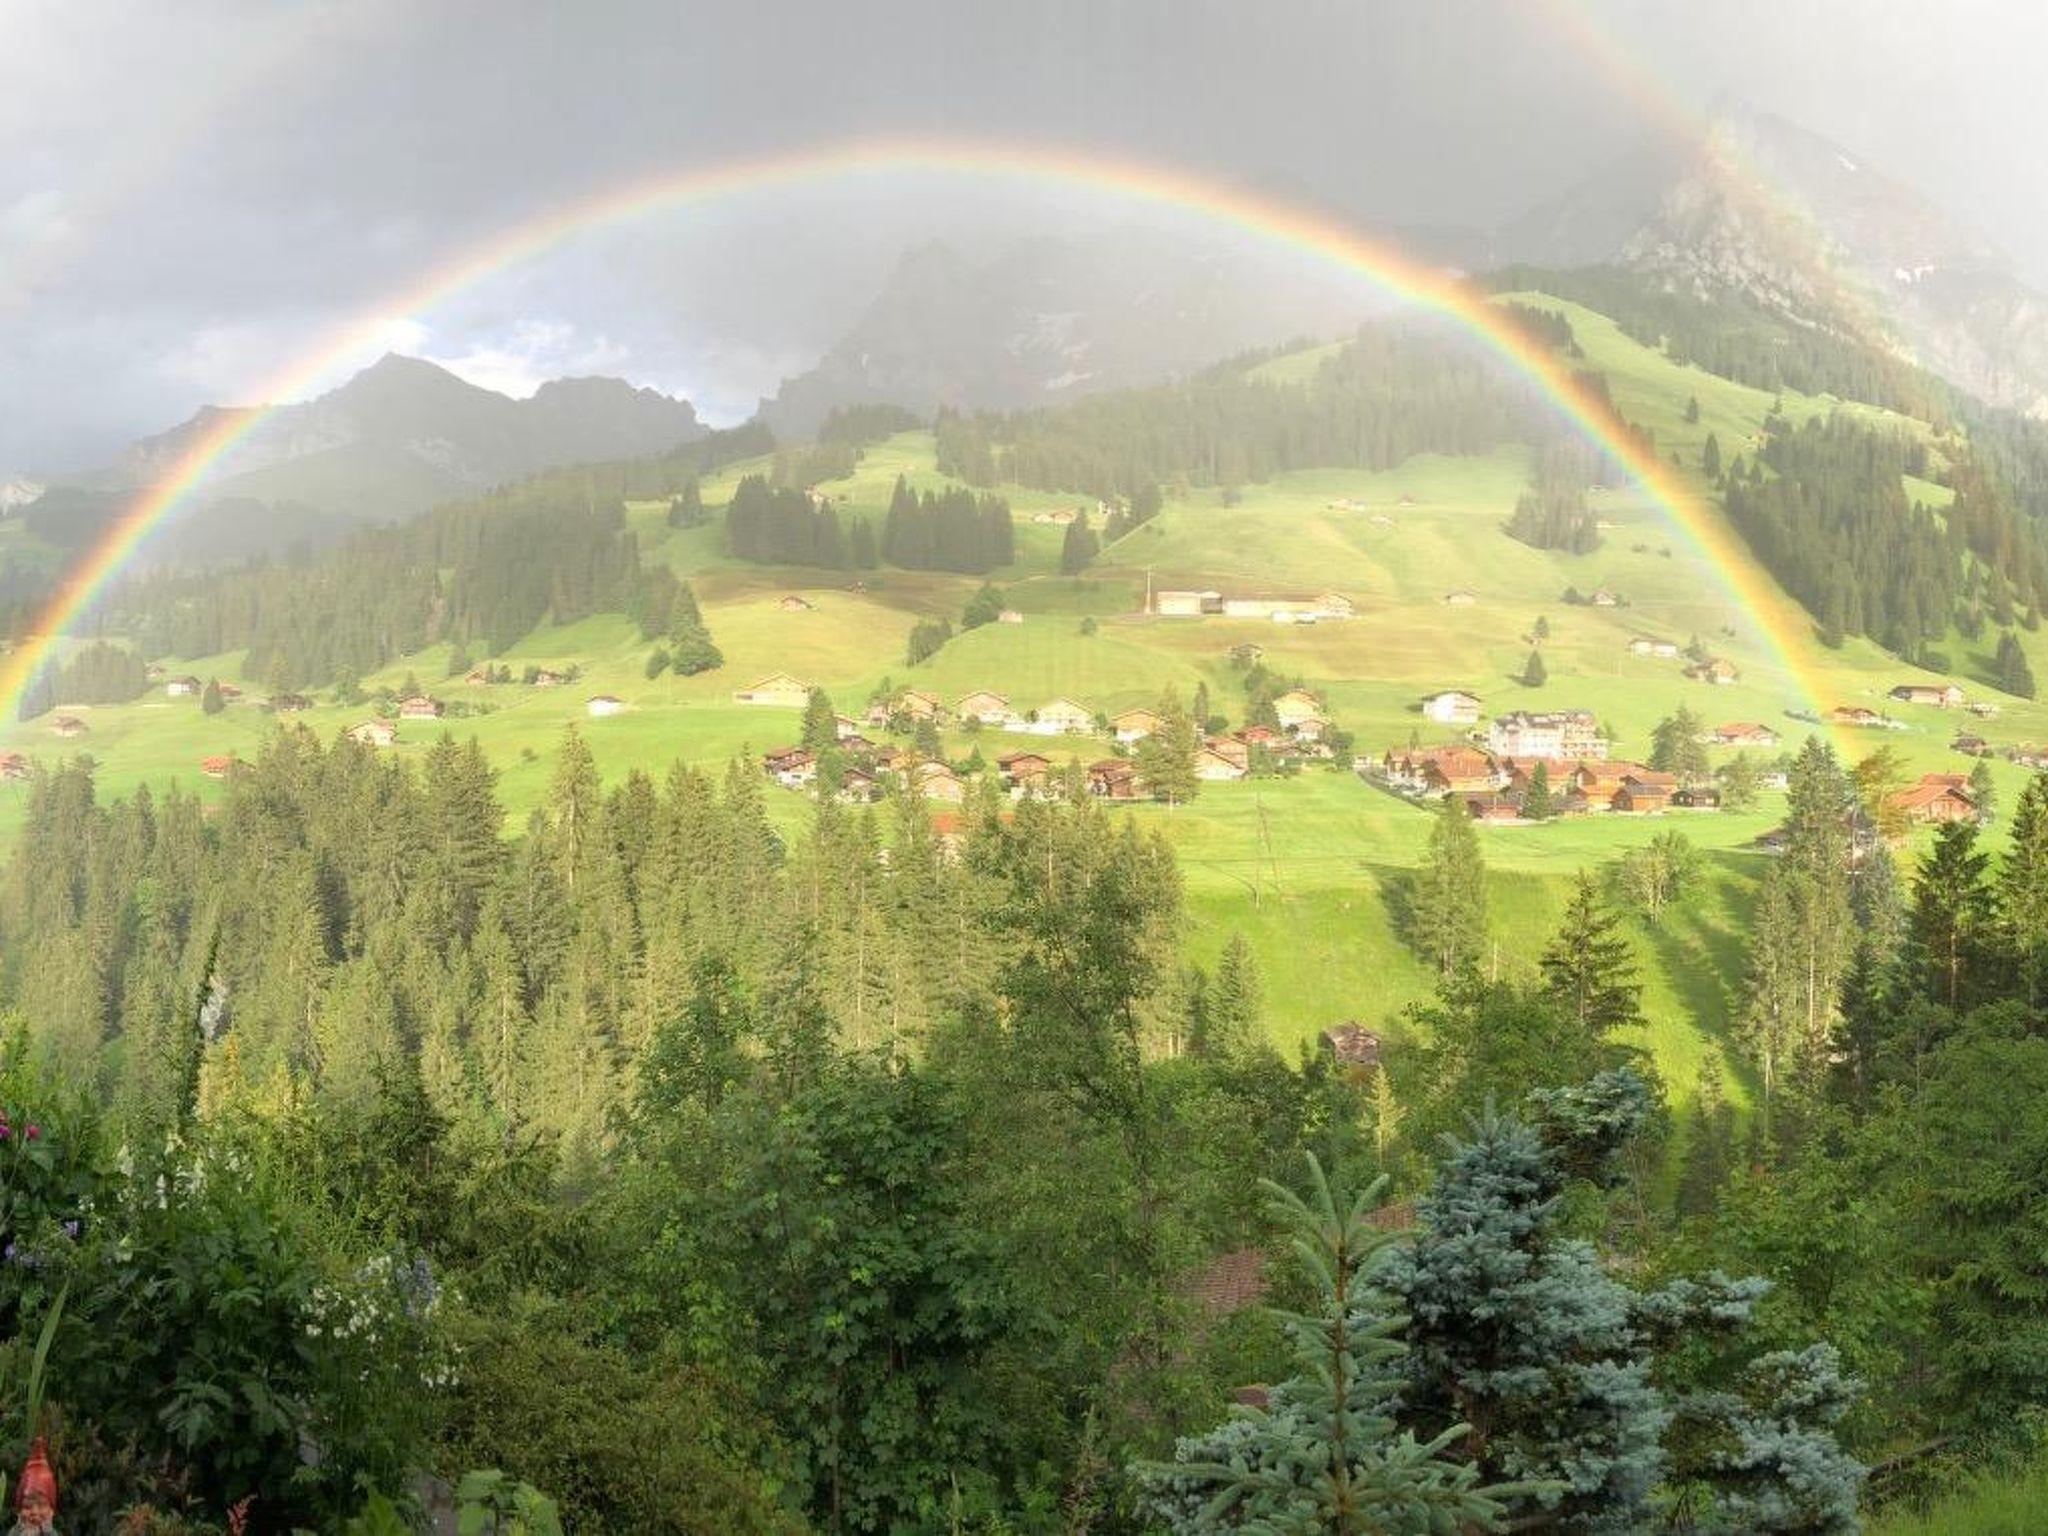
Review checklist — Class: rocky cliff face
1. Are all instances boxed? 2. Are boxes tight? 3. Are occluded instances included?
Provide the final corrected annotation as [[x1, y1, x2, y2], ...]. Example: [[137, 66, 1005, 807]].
[[1502, 108, 2048, 417]]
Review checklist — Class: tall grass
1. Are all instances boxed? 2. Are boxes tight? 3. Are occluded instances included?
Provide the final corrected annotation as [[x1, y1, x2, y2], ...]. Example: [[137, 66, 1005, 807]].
[[1868, 1458, 2048, 1535]]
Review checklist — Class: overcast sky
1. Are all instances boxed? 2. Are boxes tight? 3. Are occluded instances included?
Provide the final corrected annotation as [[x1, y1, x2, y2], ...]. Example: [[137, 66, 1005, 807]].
[[2, 0, 2042, 474]]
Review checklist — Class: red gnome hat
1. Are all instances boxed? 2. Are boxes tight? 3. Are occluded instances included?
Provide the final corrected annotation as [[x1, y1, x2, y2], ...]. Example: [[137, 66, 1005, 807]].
[[16, 1436, 56, 1515]]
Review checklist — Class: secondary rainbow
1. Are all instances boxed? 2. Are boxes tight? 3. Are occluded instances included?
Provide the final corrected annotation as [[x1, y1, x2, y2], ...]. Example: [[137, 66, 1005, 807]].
[[0, 136, 1835, 726]]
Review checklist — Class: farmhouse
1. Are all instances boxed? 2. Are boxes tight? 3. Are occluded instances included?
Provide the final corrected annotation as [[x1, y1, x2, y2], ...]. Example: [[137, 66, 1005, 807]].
[[1828, 705, 1886, 728], [531, 668, 569, 688], [1088, 758, 1141, 800], [1033, 697, 1095, 735], [1030, 507, 1080, 526], [1628, 636, 1681, 659], [1711, 722, 1779, 747], [586, 695, 626, 717], [216, 682, 243, 703], [1673, 785, 1722, 810], [834, 714, 865, 740], [1419, 690, 1481, 725], [1952, 733, 1991, 757], [955, 690, 1013, 727], [997, 751, 1053, 793], [1382, 745, 1499, 796], [732, 673, 812, 709], [268, 693, 313, 713], [465, 667, 491, 685], [1464, 793, 1525, 823], [1320, 1024, 1382, 1070], [1590, 587, 1621, 608], [1235, 724, 1280, 749], [895, 688, 945, 720], [1884, 776, 1978, 825], [165, 676, 201, 697], [50, 716, 87, 738], [1488, 710, 1605, 761], [762, 747, 816, 789], [398, 695, 444, 720], [997, 608, 1024, 624], [200, 755, 235, 780], [346, 720, 397, 748], [1112, 707, 1162, 743], [838, 767, 878, 803], [1890, 682, 1965, 708], [1272, 689, 1325, 730], [1155, 589, 1221, 617], [1684, 658, 1740, 686], [1194, 745, 1248, 782], [1613, 771, 1678, 814], [911, 759, 967, 803]]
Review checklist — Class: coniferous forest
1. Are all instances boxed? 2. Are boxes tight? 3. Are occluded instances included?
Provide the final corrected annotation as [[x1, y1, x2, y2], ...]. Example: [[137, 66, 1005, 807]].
[[2, 726, 2046, 1527]]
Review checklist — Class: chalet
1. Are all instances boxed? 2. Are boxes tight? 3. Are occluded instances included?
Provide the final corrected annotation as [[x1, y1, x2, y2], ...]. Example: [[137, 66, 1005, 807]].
[[1033, 697, 1095, 735], [997, 609, 1025, 625], [1570, 758, 1651, 803], [1112, 707, 1162, 743], [50, 716, 87, 738], [398, 695, 444, 720], [1155, 589, 1221, 617], [997, 750, 1053, 792], [1291, 714, 1331, 745], [1613, 771, 1677, 814], [1228, 643, 1266, 667], [585, 695, 626, 717], [732, 673, 812, 709], [1272, 689, 1325, 730], [346, 720, 397, 748], [1321, 1024, 1383, 1069], [1420, 690, 1481, 725], [1088, 758, 1142, 800], [838, 732, 876, 755], [1464, 793, 1525, 823], [778, 595, 815, 612], [268, 693, 313, 713], [895, 688, 945, 721], [464, 667, 490, 685], [0, 753, 27, 782], [215, 682, 243, 703], [165, 676, 201, 697], [837, 767, 878, 803], [531, 668, 569, 688], [834, 714, 865, 741], [1382, 745, 1499, 796], [1590, 587, 1621, 608], [1235, 724, 1280, 749], [1030, 507, 1080, 526], [1488, 709, 1605, 761], [911, 759, 967, 803], [1952, 733, 1991, 757], [1684, 658, 1740, 686], [1194, 745, 1248, 782], [1967, 701, 2002, 719], [1890, 682, 1965, 708], [763, 747, 816, 789], [1711, 721, 1779, 748], [1673, 785, 1722, 810], [200, 755, 235, 780], [955, 691, 1013, 727], [1884, 776, 1977, 826], [1628, 636, 1680, 659], [1442, 589, 1478, 607], [144, 663, 166, 681], [2015, 746, 2048, 771], [1829, 705, 1886, 728]]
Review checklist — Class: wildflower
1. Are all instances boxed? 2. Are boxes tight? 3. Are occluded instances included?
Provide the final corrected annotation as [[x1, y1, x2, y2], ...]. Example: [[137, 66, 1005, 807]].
[[25, 1125, 40, 1141], [61, 1220, 79, 1241]]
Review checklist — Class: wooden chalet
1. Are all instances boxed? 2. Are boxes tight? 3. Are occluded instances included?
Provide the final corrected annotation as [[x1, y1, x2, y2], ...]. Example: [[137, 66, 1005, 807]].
[[1884, 776, 1978, 826], [1112, 707, 1162, 743], [1088, 758, 1141, 800], [733, 673, 812, 709], [346, 720, 397, 748]]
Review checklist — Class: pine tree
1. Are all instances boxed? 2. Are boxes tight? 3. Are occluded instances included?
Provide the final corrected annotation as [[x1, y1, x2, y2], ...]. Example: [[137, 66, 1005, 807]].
[[800, 687, 838, 755], [1411, 794, 1487, 980], [1649, 705, 1709, 778], [1702, 431, 1722, 479], [1997, 773, 2048, 1004], [1202, 932, 1262, 1059], [1140, 1157, 1519, 1534], [1677, 1056, 1736, 1216], [201, 677, 225, 715], [1968, 758, 1997, 820], [1137, 695, 1201, 806], [1521, 646, 1547, 688], [1909, 819, 1992, 1010], [1059, 511, 1099, 575], [1539, 871, 1642, 1039], [1523, 761, 1555, 820]]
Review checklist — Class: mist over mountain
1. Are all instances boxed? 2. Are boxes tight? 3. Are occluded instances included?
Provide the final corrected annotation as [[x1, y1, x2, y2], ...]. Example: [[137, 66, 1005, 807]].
[[95, 354, 705, 520], [1497, 107, 2048, 416], [760, 231, 1378, 436]]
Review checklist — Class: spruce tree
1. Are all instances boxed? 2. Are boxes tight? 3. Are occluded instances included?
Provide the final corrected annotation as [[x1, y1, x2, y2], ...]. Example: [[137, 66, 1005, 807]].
[[1523, 761, 1555, 820], [1997, 773, 2048, 1004], [1521, 647, 1547, 688], [1909, 819, 1991, 1010], [1137, 695, 1201, 806], [1702, 431, 1722, 480], [1411, 795, 1487, 980], [1203, 931, 1262, 1059], [1539, 871, 1642, 1039], [1676, 1055, 1736, 1216], [800, 687, 838, 755], [1141, 1157, 1521, 1534], [201, 677, 225, 715]]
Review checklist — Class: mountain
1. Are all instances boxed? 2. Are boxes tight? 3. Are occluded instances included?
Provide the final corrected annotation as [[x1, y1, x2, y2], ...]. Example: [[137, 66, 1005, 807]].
[[1497, 108, 2048, 417], [761, 231, 1376, 436], [95, 355, 705, 524]]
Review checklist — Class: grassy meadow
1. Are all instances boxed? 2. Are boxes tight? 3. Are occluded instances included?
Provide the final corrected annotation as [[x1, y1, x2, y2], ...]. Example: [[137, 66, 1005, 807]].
[[11, 291, 2048, 1109]]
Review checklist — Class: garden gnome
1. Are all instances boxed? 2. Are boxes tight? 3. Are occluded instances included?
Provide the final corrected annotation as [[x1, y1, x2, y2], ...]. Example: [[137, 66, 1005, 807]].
[[12, 1437, 55, 1536]]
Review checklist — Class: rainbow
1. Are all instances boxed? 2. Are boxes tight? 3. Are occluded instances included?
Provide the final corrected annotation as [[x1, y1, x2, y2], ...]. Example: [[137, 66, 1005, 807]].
[[2, 136, 1835, 728]]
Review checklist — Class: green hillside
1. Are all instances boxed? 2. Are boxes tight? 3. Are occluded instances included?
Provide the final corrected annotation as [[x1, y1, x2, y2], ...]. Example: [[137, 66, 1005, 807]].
[[13, 292, 2048, 1113]]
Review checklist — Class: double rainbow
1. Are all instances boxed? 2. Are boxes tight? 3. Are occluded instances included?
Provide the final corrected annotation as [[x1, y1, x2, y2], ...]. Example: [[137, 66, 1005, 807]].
[[1, 137, 1830, 726]]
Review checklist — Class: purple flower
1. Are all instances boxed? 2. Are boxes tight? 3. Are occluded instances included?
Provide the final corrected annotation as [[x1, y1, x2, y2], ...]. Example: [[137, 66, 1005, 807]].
[[25, 1126, 40, 1141], [61, 1221, 78, 1241]]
